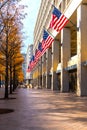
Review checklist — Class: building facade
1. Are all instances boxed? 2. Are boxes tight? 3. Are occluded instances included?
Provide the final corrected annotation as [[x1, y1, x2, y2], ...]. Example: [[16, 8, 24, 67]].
[[26, 44, 33, 84], [33, 0, 87, 96]]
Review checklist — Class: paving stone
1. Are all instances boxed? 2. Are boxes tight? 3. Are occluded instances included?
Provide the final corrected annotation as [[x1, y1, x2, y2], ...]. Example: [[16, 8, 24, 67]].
[[0, 87, 87, 130]]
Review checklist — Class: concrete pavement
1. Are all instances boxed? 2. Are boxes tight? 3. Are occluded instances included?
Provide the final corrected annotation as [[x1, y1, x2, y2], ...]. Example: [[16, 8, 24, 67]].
[[0, 87, 87, 130]]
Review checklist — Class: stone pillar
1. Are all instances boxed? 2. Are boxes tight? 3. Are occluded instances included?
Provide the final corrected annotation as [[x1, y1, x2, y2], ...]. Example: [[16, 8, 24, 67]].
[[51, 40, 59, 90], [33, 64, 39, 88], [46, 48, 52, 89], [40, 58, 42, 88], [37, 63, 39, 88], [77, 5, 87, 96], [42, 53, 46, 88], [36, 64, 39, 88], [42, 55, 44, 88], [38, 59, 42, 88], [61, 28, 71, 92]]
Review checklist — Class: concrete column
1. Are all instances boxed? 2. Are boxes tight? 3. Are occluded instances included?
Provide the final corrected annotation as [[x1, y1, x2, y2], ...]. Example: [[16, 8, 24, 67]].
[[38, 59, 42, 88], [40, 58, 42, 88], [36, 64, 39, 88], [42, 55, 44, 88], [46, 48, 52, 89], [37, 63, 39, 88], [32, 64, 39, 88], [77, 5, 87, 96], [42, 53, 46, 88], [61, 28, 71, 92], [51, 40, 59, 90]]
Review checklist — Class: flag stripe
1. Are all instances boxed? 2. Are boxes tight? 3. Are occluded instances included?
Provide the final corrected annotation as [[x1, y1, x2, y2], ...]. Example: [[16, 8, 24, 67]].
[[27, 30, 54, 72], [49, 7, 69, 32]]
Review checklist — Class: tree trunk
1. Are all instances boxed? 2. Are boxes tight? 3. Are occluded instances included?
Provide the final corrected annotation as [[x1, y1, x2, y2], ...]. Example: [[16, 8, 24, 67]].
[[4, 30, 9, 99], [9, 57, 13, 94], [13, 65, 16, 91], [5, 61, 8, 98]]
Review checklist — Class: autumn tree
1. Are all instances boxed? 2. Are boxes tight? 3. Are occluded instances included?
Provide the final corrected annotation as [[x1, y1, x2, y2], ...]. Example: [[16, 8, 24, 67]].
[[12, 52, 24, 91], [8, 37, 24, 93], [0, 0, 26, 98]]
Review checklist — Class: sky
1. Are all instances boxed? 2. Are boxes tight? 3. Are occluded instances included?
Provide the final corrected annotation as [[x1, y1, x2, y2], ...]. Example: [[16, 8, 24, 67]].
[[20, 0, 41, 53]]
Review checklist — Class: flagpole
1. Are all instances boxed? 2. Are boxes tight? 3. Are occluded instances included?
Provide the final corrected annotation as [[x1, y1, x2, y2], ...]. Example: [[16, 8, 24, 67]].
[[43, 26, 55, 38], [69, 20, 79, 31], [47, 29, 55, 39], [49, 2, 79, 31], [43, 27, 63, 46]]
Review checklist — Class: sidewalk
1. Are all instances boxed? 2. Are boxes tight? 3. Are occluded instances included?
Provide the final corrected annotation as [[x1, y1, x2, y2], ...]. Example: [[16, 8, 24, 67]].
[[0, 87, 87, 130]]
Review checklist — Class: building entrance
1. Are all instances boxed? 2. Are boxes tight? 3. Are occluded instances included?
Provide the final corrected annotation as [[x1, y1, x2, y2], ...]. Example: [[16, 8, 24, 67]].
[[69, 69, 77, 92], [57, 73, 61, 91], [49, 75, 52, 89], [43, 75, 46, 88]]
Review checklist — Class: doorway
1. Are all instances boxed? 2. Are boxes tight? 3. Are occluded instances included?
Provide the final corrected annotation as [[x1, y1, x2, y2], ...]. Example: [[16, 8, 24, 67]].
[[69, 69, 77, 92]]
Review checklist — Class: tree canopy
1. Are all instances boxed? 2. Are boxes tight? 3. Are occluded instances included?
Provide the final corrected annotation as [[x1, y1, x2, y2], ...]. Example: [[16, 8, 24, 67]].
[[0, 0, 27, 98]]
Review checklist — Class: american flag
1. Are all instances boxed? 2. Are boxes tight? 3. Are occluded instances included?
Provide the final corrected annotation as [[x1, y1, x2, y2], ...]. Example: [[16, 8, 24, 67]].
[[34, 42, 43, 60], [27, 31, 54, 72], [49, 7, 69, 32], [42, 30, 54, 51], [35, 49, 42, 61], [28, 55, 37, 72], [38, 42, 43, 52], [28, 60, 38, 72]]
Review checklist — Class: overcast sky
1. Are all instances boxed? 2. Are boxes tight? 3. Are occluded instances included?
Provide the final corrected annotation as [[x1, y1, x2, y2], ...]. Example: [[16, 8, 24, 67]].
[[20, 0, 41, 53]]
